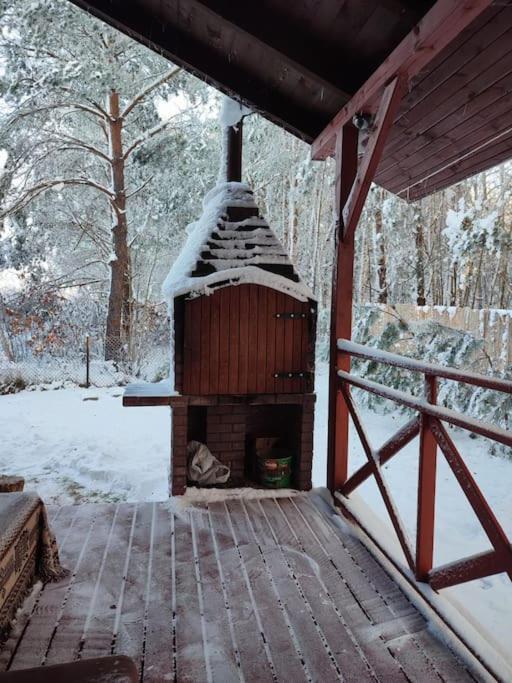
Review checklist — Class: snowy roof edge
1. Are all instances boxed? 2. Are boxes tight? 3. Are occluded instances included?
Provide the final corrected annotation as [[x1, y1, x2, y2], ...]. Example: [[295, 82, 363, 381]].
[[162, 181, 316, 302]]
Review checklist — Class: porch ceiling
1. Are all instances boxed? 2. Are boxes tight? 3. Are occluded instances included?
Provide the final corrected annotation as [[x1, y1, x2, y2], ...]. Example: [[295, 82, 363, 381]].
[[68, 0, 512, 201]]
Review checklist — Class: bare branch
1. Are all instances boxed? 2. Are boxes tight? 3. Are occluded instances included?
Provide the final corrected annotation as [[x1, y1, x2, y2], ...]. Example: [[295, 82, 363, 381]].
[[121, 67, 181, 119]]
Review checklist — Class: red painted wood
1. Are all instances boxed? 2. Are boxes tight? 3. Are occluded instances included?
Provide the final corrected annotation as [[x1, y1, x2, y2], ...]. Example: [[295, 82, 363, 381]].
[[182, 298, 192, 395], [265, 289, 277, 393], [429, 549, 504, 590], [383, 6, 502, 133], [208, 286, 220, 393], [274, 292, 285, 392], [337, 341, 512, 592], [228, 286, 240, 394], [291, 298, 303, 393], [238, 284, 249, 394], [199, 295, 210, 395], [338, 339, 512, 396], [217, 287, 230, 394], [342, 417, 420, 495], [246, 284, 259, 393], [403, 131, 512, 201], [311, 0, 495, 160], [416, 377, 438, 581], [430, 419, 512, 578], [379, 59, 512, 189], [339, 369, 512, 447], [181, 284, 313, 395], [326, 123, 358, 492], [341, 385, 416, 573], [256, 286, 267, 394], [379, 14, 512, 169]]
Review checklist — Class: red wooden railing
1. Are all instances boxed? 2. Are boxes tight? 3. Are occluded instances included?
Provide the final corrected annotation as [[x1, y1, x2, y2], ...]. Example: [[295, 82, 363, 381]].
[[336, 339, 512, 590]]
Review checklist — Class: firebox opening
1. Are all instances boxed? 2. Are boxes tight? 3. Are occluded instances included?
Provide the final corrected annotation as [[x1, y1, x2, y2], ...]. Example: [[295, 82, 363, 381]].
[[245, 405, 302, 488], [187, 406, 207, 444]]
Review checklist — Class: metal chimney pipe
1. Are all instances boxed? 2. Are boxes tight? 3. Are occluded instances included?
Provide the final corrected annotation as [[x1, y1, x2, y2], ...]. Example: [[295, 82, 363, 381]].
[[225, 119, 243, 182]]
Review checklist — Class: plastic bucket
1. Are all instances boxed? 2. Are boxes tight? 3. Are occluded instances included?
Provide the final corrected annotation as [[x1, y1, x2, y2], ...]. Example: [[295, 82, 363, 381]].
[[257, 453, 293, 488]]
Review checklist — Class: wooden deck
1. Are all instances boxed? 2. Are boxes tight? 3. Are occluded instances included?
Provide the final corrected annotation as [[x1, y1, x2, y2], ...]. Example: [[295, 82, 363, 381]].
[[0, 494, 476, 682]]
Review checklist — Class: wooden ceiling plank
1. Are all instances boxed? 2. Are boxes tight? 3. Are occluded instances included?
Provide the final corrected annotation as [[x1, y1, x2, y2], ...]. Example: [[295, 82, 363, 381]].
[[399, 132, 512, 200], [378, 56, 512, 183], [311, 0, 495, 161], [380, 89, 512, 192], [379, 21, 512, 169], [392, 6, 502, 124]]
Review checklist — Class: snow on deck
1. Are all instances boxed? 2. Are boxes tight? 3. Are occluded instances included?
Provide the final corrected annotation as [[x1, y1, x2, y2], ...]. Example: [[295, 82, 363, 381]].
[[0, 495, 475, 682]]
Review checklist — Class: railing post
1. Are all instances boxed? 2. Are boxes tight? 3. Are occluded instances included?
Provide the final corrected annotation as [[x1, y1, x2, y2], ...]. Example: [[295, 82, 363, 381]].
[[327, 124, 358, 492], [416, 374, 437, 581]]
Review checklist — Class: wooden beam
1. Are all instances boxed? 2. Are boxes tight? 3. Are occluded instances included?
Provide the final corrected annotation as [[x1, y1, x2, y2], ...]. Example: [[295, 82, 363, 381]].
[[416, 377, 438, 581], [430, 418, 512, 579], [429, 550, 504, 590], [311, 0, 495, 160], [341, 384, 416, 572], [342, 75, 405, 240], [326, 124, 358, 492], [341, 416, 420, 495]]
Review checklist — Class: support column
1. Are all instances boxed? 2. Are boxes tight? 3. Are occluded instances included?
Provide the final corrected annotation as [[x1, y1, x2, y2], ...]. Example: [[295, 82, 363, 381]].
[[326, 124, 358, 492]]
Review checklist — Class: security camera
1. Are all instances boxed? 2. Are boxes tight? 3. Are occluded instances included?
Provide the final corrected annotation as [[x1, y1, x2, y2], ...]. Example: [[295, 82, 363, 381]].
[[352, 113, 373, 131]]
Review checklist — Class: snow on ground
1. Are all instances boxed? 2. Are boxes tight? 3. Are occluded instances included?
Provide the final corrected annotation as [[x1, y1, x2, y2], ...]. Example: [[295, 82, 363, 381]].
[[0, 363, 511, 657], [0, 386, 170, 504]]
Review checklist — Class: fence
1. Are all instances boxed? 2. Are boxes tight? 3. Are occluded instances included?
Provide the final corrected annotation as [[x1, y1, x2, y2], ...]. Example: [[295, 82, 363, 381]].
[[0, 335, 169, 391]]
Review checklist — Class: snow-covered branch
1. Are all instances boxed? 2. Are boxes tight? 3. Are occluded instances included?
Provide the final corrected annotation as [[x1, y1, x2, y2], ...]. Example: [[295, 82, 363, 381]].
[[0, 177, 115, 219], [7, 101, 108, 126], [123, 109, 192, 160], [121, 67, 181, 119], [126, 175, 154, 200]]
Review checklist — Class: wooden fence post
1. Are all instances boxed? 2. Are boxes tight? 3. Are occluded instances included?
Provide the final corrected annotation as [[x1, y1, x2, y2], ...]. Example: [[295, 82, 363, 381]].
[[85, 335, 91, 388], [416, 374, 437, 580]]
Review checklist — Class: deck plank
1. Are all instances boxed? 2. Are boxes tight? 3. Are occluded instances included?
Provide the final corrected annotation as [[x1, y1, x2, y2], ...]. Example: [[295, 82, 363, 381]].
[[226, 499, 310, 682], [297, 495, 471, 682], [0, 496, 476, 682], [140, 503, 175, 682], [78, 503, 138, 661], [8, 504, 100, 670], [113, 502, 154, 675], [174, 509, 210, 683], [44, 504, 119, 666], [190, 507, 243, 682], [208, 500, 275, 683], [254, 498, 380, 681]]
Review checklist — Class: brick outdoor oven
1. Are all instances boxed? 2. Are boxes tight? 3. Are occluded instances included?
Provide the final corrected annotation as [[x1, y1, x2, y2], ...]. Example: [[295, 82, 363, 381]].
[[125, 101, 316, 495]]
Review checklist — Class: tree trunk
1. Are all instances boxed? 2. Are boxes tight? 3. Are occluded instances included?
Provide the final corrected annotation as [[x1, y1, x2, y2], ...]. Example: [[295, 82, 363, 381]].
[[105, 90, 130, 361], [414, 211, 426, 305], [450, 262, 458, 306], [375, 200, 387, 303]]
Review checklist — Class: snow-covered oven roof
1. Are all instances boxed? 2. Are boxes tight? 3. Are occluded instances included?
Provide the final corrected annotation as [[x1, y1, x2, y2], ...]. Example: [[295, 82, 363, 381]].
[[162, 182, 315, 302]]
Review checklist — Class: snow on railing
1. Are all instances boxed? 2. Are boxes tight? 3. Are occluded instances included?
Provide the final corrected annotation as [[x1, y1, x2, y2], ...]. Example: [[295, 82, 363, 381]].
[[336, 339, 512, 591]]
